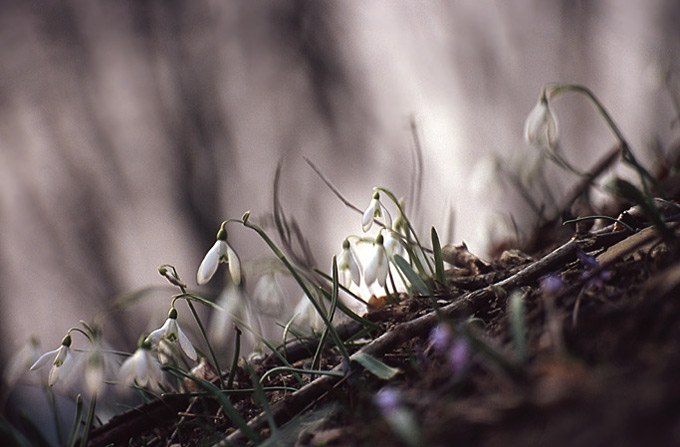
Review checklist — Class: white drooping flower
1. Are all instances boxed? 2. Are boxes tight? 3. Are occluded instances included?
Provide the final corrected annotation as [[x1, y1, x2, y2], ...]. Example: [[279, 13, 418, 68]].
[[251, 272, 285, 315], [362, 191, 392, 232], [146, 308, 197, 362], [209, 283, 259, 352], [31, 335, 75, 387], [197, 225, 241, 286], [382, 229, 403, 259], [81, 337, 109, 397], [338, 239, 362, 287], [118, 341, 164, 392], [524, 89, 559, 151], [4, 336, 42, 387], [364, 234, 390, 287], [291, 294, 325, 335]]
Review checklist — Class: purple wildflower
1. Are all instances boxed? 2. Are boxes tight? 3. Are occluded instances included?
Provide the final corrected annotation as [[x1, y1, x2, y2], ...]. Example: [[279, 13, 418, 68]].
[[429, 324, 452, 352], [375, 387, 401, 415], [448, 338, 471, 375], [540, 274, 564, 295], [577, 251, 611, 289]]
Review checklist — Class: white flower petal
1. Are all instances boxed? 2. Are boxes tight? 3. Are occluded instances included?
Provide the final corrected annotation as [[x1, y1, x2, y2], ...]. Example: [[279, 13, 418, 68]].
[[227, 244, 241, 285], [376, 248, 389, 287], [379, 203, 392, 229], [30, 348, 58, 371], [365, 244, 388, 286], [197, 241, 224, 285], [48, 349, 73, 387], [362, 198, 379, 232], [177, 326, 197, 360], [383, 231, 401, 258], [292, 296, 324, 334], [524, 94, 559, 151]]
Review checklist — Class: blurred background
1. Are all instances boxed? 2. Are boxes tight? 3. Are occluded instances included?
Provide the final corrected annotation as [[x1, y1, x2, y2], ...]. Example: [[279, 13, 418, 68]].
[[1, 0, 679, 439]]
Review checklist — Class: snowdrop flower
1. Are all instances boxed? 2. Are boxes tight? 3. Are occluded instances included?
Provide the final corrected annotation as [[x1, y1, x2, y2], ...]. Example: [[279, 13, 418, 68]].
[[82, 339, 107, 396], [338, 239, 362, 287], [382, 229, 403, 259], [31, 334, 75, 387], [252, 272, 285, 315], [197, 224, 241, 286], [291, 294, 325, 334], [364, 234, 389, 287], [4, 336, 42, 387], [209, 283, 260, 352], [362, 191, 392, 232], [524, 89, 559, 151], [146, 308, 197, 362], [119, 339, 163, 391]]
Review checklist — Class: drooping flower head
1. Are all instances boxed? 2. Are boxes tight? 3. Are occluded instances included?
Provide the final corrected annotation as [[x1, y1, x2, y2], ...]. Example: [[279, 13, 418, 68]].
[[338, 239, 362, 287], [362, 191, 392, 232], [30, 334, 75, 387], [524, 88, 559, 151], [382, 229, 403, 259], [4, 336, 42, 387], [197, 223, 241, 286], [364, 233, 389, 288], [119, 337, 164, 392], [146, 308, 197, 362]]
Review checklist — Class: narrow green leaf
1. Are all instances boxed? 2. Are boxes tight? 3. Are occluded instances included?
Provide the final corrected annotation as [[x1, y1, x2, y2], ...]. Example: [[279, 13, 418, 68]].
[[394, 255, 430, 296], [509, 290, 527, 364], [351, 351, 400, 380], [67, 394, 84, 447], [0, 415, 41, 447], [431, 226, 446, 286]]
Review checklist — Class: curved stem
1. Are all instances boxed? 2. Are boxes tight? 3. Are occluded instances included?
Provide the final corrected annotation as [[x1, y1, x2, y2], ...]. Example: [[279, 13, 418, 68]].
[[243, 218, 350, 362], [375, 187, 435, 276]]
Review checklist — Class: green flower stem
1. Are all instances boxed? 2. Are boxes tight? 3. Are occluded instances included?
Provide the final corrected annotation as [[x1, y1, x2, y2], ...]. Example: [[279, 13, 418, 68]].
[[563, 215, 635, 232], [259, 366, 345, 383], [66, 394, 83, 447], [227, 325, 241, 389], [242, 217, 350, 362], [173, 281, 226, 390], [78, 395, 96, 447], [312, 257, 341, 376], [376, 187, 435, 277], [46, 385, 65, 446], [548, 83, 662, 197], [186, 299, 226, 390]]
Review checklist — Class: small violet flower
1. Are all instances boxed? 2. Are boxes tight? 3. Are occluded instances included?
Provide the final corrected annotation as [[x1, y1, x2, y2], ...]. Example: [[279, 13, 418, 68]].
[[364, 233, 389, 288], [338, 239, 362, 287], [375, 387, 401, 415], [197, 224, 241, 286], [577, 251, 611, 289], [429, 324, 453, 352], [448, 338, 471, 375], [146, 308, 197, 362], [540, 274, 564, 295], [30, 334, 75, 387], [524, 89, 559, 151], [119, 339, 164, 391], [362, 191, 392, 232]]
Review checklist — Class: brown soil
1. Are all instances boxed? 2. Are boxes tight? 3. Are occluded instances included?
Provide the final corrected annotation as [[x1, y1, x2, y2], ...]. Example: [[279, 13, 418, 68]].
[[87, 166, 680, 446]]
